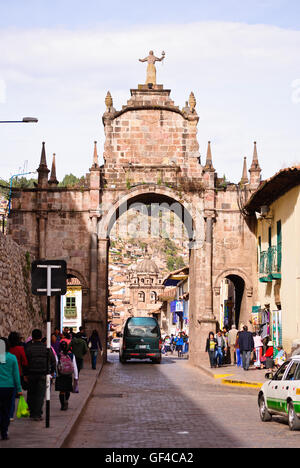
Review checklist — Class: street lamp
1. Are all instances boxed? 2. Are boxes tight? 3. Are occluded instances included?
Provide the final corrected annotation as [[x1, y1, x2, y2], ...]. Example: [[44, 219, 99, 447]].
[[0, 117, 38, 123], [0, 116, 38, 214]]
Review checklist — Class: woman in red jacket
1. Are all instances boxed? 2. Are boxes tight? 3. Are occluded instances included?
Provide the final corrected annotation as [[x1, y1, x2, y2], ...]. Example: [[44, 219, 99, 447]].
[[8, 332, 28, 420], [261, 340, 274, 369]]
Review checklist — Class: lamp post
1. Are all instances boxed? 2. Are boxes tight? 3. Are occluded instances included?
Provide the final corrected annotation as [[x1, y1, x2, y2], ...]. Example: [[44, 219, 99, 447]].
[[0, 116, 38, 215], [0, 117, 38, 123]]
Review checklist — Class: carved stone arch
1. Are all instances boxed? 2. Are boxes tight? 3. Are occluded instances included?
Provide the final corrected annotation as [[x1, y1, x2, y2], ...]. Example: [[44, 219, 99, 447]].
[[67, 268, 88, 290], [98, 184, 198, 243], [213, 268, 253, 330], [213, 268, 253, 296]]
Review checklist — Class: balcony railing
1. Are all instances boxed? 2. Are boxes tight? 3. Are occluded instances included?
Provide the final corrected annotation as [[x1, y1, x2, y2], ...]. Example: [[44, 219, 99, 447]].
[[259, 246, 281, 282], [64, 307, 77, 319]]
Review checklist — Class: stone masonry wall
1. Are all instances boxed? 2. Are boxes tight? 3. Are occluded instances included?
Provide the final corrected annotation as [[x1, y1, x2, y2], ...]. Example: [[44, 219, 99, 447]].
[[0, 232, 43, 338]]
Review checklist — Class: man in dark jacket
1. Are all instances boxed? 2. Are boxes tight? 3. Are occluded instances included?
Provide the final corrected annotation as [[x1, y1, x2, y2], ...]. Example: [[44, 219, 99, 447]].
[[24, 329, 56, 421], [71, 333, 88, 374], [238, 326, 254, 371]]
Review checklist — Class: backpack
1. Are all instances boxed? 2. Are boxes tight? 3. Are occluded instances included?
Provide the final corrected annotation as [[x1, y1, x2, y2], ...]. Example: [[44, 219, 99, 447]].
[[58, 353, 74, 375]]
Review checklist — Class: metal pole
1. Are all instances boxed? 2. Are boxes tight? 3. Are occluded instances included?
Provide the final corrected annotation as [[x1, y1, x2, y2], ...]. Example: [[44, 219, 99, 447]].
[[46, 266, 51, 429]]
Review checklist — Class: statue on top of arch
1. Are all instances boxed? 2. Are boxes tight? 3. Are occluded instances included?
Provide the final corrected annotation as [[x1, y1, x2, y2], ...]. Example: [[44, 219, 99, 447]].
[[139, 50, 165, 85]]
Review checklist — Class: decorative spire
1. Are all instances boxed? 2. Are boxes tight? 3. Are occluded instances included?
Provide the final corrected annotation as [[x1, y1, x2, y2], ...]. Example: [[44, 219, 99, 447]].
[[249, 141, 262, 188], [49, 153, 59, 185], [92, 141, 99, 168], [240, 157, 248, 185], [37, 141, 50, 186], [249, 141, 261, 173], [204, 141, 215, 172], [105, 91, 113, 111], [189, 92, 196, 113], [39, 142, 47, 168]]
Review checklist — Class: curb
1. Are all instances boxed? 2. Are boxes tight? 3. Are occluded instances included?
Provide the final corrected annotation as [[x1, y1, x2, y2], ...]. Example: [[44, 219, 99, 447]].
[[191, 362, 263, 389], [221, 379, 263, 389], [55, 360, 105, 449]]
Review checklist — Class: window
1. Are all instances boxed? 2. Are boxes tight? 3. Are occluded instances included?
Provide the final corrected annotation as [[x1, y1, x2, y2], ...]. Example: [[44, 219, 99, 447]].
[[293, 363, 300, 381], [66, 297, 76, 308], [273, 360, 290, 381], [277, 220, 282, 272], [268, 227, 272, 248], [138, 291, 145, 302], [150, 291, 157, 303], [286, 361, 299, 381], [126, 317, 159, 338]]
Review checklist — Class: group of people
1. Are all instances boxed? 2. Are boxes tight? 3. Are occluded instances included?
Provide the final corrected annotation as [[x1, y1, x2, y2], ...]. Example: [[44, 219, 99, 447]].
[[162, 332, 189, 358], [206, 325, 287, 372], [0, 326, 102, 441]]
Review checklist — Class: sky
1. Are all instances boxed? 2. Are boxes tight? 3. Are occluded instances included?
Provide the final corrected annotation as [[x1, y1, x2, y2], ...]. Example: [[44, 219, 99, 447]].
[[0, 0, 300, 183]]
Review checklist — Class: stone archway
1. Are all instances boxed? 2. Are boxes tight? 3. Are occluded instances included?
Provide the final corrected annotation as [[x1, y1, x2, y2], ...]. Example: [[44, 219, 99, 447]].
[[98, 185, 199, 242], [213, 268, 253, 330], [66, 268, 89, 331], [96, 185, 205, 360]]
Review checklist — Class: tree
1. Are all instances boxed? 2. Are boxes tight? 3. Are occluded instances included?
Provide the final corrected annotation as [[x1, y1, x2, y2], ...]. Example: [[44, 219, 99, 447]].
[[58, 174, 85, 188]]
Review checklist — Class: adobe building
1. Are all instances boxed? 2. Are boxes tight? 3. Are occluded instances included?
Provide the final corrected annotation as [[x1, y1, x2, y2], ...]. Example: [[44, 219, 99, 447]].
[[7, 56, 262, 364]]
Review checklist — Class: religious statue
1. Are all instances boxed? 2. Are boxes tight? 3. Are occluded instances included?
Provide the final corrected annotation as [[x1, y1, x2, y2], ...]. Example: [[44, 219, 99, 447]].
[[139, 50, 165, 85]]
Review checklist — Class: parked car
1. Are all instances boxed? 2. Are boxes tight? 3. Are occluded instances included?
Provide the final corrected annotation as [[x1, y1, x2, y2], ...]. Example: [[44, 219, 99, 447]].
[[110, 338, 121, 353], [258, 355, 300, 430], [119, 316, 162, 364]]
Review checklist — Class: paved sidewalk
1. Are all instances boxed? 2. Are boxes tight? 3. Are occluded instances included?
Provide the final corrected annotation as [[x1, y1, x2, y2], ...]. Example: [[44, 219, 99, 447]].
[[0, 360, 103, 449], [191, 352, 267, 388]]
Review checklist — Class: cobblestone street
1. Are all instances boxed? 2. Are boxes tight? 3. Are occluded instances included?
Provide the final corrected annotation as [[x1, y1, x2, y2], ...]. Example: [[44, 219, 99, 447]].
[[66, 353, 300, 448]]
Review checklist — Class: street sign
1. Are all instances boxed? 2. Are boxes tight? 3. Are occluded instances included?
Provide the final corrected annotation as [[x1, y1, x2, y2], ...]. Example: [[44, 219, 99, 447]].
[[31, 260, 67, 296]]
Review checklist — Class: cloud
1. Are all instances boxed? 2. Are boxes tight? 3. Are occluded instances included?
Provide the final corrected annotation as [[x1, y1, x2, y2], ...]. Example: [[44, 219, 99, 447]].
[[0, 21, 300, 182]]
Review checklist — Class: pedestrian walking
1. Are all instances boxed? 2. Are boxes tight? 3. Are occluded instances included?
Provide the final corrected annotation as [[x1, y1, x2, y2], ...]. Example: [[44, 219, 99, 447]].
[[215, 331, 225, 367], [235, 332, 242, 368], [24, 329, 56, 421], [55, 341, 78, 410], [51, 328, 61, 355], [253, 332, 264, 368], [78, 326, 88, 343], [228, 325, 238, 365], [88, 330, 103, 370], [0, 337, 22, 441], [238, 326, 254, 371], [7, 332, 28, 420], [205, 332, 217, 368], [170, 334, 175, 354], [175, 333, 184, 358], [71, 332, 88, 374], [222, 328, 230, 364], [183, 333, 189, 357], [164, 336, 171, 355]]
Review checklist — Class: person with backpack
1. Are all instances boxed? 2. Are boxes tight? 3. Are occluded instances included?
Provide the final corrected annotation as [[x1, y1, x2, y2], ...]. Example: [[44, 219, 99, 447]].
[[55, 340, 78, 411]]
